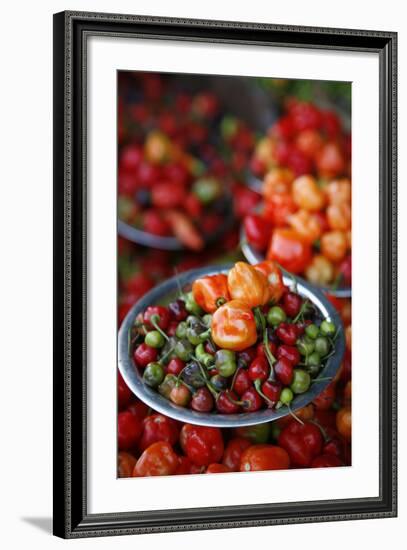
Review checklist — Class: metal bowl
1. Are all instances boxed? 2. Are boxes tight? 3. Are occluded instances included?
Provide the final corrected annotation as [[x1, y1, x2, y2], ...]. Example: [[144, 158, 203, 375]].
[[118, 264, 345, 427], [240, 228, 352, 299]]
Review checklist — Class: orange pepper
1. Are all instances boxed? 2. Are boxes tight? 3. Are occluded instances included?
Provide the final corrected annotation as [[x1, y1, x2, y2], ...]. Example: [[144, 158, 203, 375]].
[[325, 178, 351, 205], [320, 230, 348, 263], [292, 175, 326, 211], [227, 262, 270, 308], [192, 274, 230, 313], [267, 229, 312, 274], [326, 202, 351, 231], [133, 441, 179, 477], [253, 261, 285, 303], [287, 209, 322, 243], [263, 193, 297, 227], [336, 407, 351, 440], [211, 300, 257, 351], [304, 255, 334, 285], [262, 167, 295, 200]]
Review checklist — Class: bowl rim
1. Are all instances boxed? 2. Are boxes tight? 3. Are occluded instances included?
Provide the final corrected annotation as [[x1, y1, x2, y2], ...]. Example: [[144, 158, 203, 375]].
[[118, 264, 345, 427]]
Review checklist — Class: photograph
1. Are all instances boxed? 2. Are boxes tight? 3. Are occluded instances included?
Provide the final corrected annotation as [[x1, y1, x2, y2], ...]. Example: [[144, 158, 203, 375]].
[[52, 10, 397, 538], [117, 71, 352, 478]]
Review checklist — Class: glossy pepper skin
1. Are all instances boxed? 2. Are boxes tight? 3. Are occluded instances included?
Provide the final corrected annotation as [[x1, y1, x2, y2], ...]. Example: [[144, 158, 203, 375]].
[[180, 424, 224, 467], [133, 441, 179, 477], [211, 300, 257, 352], [278, 420, 323, 467], [253, 261, 285, 303], [227, 262, 270, 308], [192, 274, 230, 313], [267, 228, 312, 274]]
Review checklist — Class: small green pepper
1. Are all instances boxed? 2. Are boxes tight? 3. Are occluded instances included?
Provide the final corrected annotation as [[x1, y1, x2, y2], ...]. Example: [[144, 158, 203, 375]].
[[144, 330, 165, 348], [175, 321, 187, 339], [174, 339, 193, 361], [315, 335, 330, 356], [290, 369, 311, 394], [215, 349, 237, 378], [192, 177, 221, 205], [143, 362, 165, 388], [158, 374, 177, 399], [305, 323, 319, 340], [184, 291, 203, 316], [320, 319, 336, 337], [267, 306, 287, 326]]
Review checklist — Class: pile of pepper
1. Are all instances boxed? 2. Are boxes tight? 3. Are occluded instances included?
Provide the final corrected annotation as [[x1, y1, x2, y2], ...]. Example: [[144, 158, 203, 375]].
[[130, 261, 339, 415], [245, 99, 351, 288], [118, 72, 258, 250], [117, 77, 352, 477]]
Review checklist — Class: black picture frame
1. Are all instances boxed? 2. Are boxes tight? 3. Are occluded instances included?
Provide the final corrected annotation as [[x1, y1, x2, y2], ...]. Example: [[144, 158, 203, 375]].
[[53, 10, 397, 538]]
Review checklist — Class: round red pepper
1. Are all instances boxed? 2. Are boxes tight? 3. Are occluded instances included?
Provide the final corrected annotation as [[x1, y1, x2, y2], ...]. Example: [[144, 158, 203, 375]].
[[133, 441, 179, 477], [180, 424, 224, 467], [278, 420, 323, 467], [118, 411, 143, 451], [240, 445, 290, 472], [139, 414, 180, 452], [267, 229, 312, 274], [244, 214, 272, 251], [222, 438, 251, 471]]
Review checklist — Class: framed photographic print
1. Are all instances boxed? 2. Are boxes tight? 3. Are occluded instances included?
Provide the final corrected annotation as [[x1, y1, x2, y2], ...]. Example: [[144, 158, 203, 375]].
[[53, 11, 397, 538]]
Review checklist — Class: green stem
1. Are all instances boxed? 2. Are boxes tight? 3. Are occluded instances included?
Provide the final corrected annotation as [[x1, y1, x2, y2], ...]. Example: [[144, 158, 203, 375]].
[[158, 345, 176, 365], [254, 379, 275, 407], [150, 315, 170, 342], [311, 376, 333, 383], [286, 404, 305, 425]]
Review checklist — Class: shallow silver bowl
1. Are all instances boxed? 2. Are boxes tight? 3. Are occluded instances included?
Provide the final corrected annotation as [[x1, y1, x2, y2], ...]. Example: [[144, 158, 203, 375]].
[[240, 228, 352, 299], [118, 264, 345, 427]]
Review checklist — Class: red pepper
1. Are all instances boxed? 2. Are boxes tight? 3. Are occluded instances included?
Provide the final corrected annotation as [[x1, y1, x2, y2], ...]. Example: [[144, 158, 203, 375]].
[[216, 391, 241, 414], [143, 305, 170, 330], [278, 420, 323, 467], [139, 414, 180, 452], [275, 323, 298, 345], [180, 424, 224, 467], [232, 368, 252, 396], [222, 438, 251, 471], [244, 214, 272, 251], [133, 441, 179, 477], [276, 345, 301, 367], [267, 228, 312, 274], [311, 454, 343, 468]]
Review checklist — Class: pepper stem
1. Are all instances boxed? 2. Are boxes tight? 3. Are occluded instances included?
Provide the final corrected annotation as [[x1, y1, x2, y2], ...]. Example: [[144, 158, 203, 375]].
[[286, 404, 305, 425], [254, 379, 275, 407], [150, 314, 170, 342]]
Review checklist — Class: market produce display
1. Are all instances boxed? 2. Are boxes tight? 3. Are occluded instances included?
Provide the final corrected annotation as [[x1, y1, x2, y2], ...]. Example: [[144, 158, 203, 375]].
[[128, 261, 340, 416], [118, 72, 258, 250], [117, 74, 352, 478], [244, 99, 351, 289]]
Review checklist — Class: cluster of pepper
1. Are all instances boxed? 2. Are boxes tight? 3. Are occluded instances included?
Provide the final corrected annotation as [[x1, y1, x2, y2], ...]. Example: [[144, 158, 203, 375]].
[[130, 261, 338, 414], [244, 169, 352, 286], [244, 99, 351, 288], [118, 339, 351, 477], [118, 72, 257, 249]]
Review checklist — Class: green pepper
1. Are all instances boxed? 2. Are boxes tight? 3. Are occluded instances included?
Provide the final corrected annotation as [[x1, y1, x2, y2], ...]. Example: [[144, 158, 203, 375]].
[[143, 362, 165, 388], [192, 177, 221, 205], [144, 330, 165, 348], [184, 291, 203, 316], [267, 306, 286, 326], [280, 387, 294, 405], [158, 374, 177, 399], [320, 319, 336, 337], [307, 351, 321, 367], [215, 349, 237, 378], [315, 335, 330, 356], [175, 321, 187, 339], [174, 339, 194, 361], [181, 362, 206, 389], [290, 369, 311, 394], [305, 323, 319, 340], [297, 336, 315, 356], [235, 423, 272, 444], [195, 343, 214, 368]]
